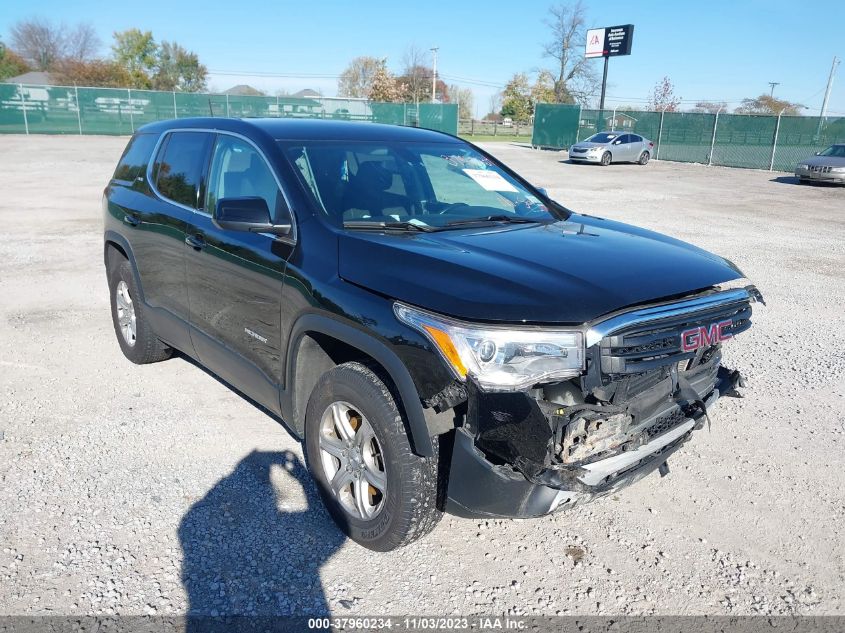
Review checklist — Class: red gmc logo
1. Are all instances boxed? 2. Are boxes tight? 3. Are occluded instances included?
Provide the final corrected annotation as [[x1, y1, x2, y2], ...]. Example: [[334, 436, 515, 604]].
[[680, 320, 733, 352]]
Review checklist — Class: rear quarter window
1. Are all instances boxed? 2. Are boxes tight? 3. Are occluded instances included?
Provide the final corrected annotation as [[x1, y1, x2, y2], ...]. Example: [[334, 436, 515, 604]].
[[113, 133, 158, 183], [152, 131, 213, 209]]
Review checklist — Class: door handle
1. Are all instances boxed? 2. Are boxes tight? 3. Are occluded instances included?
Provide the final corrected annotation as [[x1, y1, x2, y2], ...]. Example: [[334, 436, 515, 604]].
[[185, 234, 206, 250], [123, 213, 140, 226]]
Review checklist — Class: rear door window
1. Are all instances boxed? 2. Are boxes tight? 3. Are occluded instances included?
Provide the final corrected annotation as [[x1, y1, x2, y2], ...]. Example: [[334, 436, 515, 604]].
[[113, 133, 158, 183], [152, 131, 214, 209]]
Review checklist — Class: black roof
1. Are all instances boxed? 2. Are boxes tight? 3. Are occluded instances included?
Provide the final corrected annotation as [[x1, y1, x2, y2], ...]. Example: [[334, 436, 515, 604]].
[[136, 117, 458, 143]]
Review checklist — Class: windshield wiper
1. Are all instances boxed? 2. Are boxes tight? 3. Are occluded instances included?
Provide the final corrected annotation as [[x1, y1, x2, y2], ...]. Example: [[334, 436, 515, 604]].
[[445, 214, 545, 228], [343, 220, 437, 232]]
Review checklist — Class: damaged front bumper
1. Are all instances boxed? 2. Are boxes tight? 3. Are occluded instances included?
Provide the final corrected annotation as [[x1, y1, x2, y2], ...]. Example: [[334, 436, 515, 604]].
[[444, 365, 743, 519]]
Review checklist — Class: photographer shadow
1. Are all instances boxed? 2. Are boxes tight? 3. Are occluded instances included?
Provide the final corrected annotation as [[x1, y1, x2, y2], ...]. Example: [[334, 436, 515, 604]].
[[178, 449, 345, 622]]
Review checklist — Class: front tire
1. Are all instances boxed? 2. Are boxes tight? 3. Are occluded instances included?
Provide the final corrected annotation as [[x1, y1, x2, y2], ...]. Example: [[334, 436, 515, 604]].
[[600, 151, 612, 166], [304, 362, 442, 551], [109, 257, 172, 364]]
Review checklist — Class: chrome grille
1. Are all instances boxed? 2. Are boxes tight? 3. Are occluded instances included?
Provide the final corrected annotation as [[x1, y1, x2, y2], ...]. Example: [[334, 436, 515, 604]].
[[594, 292, 753, 376]]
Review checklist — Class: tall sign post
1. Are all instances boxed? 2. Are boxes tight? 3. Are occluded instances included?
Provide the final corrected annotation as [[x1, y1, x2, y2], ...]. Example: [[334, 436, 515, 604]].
[[586, 24, 634, 131]]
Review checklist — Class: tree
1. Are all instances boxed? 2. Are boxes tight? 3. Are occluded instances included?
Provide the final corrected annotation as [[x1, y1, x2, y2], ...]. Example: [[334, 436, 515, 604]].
[[338, 56, 381, 98], [153, 41, 207, 92], [112, 29, 157, 89], [735, 95, 803, 116], [531, 70, 557, 105], [647, 76, 681, 111], [541, 1, 597, 104], [398, 45, 430, 103], [449, 84, 474, 119], [0, 41, 30, 80], [368, 60, 404, 103], [9, 18, 99, 70], [691, 101, 728, 114], [64, 24, 101, 62], [53, 59, 131, 88], [501, 73, 533, 122]]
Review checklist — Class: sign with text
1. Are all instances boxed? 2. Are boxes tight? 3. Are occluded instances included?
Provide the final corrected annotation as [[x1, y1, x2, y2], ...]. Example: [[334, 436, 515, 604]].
[[585, 24, 635, 58]]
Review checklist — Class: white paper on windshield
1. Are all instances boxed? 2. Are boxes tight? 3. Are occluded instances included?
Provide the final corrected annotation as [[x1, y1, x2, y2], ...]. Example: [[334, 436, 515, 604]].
[[463, 168, 518, 192]]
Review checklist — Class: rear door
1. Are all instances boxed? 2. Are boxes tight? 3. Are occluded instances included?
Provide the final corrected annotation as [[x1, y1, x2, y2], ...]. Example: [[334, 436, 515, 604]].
[[118, 130, 213, 349], [184, 133, 293, 413]]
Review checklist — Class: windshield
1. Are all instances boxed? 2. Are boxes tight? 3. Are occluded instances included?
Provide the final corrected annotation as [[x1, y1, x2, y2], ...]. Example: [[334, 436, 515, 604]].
[[282, 141, 562, 230], [818, 145, 845, 158], [585, 133, 621, 143]]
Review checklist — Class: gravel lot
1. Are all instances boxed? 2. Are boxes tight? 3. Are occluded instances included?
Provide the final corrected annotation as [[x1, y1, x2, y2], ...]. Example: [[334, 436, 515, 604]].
[[0, 135, 843, 617]]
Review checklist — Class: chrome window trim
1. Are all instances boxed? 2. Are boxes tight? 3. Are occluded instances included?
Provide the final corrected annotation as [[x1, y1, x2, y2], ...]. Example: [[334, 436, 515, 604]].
[[584, 288, 754, 348], [145, 127, 298, 245]]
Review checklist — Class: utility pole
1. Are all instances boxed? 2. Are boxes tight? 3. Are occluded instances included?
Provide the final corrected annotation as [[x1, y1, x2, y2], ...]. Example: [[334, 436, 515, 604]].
[[768, 82, 779, 97], [430, 47, 439, 102], [817, 56, 840, 139]]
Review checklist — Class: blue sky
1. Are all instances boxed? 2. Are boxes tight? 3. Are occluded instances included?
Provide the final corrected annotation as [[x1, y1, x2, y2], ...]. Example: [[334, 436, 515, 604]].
[[2, 0, 843, 117]]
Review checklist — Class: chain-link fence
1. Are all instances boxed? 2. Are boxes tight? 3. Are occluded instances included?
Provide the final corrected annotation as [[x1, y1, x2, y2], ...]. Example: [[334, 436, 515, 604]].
[[0, 83, 458, 136], [531, 103, 845, 172]]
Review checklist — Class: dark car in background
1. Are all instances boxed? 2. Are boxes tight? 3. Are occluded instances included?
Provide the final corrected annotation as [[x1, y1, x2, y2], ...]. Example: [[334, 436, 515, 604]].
[[795, 144, 845, 184], [103, 118, 762, 550]]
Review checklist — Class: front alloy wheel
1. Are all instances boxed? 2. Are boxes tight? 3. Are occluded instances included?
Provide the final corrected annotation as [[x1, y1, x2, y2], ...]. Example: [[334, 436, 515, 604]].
[[318, 401, 387, 520], [304, 361, 441, 550]]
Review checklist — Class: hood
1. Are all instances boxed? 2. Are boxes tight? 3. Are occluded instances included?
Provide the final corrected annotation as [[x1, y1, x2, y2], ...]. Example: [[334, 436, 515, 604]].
[[338, 214, 744, 324], [805, 156, 845, 167]]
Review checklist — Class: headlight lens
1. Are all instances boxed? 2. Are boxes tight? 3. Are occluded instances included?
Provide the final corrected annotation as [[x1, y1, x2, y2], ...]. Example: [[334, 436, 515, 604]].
[[394, 303, 584, 391], [797, 164, 809, 170], [830, 166, 845, 173]]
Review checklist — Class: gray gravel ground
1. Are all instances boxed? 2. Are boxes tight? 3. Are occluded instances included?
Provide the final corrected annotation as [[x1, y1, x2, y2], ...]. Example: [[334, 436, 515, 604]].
[[0, 135, 843, 617]]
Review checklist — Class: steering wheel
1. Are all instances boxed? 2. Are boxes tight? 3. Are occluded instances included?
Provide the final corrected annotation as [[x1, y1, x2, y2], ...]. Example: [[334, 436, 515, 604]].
[[436, 202, 470, 215]]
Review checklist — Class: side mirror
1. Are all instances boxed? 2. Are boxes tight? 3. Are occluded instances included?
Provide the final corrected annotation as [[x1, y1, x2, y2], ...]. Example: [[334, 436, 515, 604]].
[[613, 140, 622, 145], [214, 197, 291, 236]]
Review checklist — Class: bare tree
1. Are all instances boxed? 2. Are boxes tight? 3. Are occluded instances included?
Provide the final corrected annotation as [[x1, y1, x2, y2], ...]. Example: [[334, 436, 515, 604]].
[[449, 84, 474, 119], [338, 56, 381, 98], [9, 18, 99, 70], [368, 60, 404, 103], [10, 18, 64, 70], [541, 2, 597, 104], [399, 45, 430, 104], [64, 23, 101, 61], [647, 76, 681, 111]]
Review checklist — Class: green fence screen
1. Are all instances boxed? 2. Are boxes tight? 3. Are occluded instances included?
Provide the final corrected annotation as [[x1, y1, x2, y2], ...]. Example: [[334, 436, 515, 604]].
[[531, 103, 845, 172], [531, 103, 581, 148], [0, 84, 458, 136]]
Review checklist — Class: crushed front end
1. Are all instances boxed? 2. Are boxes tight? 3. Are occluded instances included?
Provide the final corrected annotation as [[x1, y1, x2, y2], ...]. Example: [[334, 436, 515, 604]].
[[442, 286, 763, 519]]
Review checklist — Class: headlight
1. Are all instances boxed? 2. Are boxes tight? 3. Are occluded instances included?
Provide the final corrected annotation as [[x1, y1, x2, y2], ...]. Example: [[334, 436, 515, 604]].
[[797, 164, 809, 170], [394, 303, 584, 391], [830, 166, 845, 173]]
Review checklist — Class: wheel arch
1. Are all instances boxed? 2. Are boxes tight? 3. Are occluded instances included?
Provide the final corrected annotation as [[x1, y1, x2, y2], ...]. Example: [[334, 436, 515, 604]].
[[285, 314, 434, 457], [103, 231, 146, 303]]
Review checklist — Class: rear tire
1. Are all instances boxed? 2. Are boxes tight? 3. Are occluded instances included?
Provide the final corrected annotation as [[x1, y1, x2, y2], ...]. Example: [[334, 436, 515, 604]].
[[304, 361, 442, 551], [109, 257, 172, 365], [638, 151, 650, 165], [600, 151, 612, 166]]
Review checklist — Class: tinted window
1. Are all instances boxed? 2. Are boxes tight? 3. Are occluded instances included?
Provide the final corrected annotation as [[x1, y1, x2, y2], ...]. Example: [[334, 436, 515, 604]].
[[618, 135, 632, 144], [153, 131, 213, 208], [586, 132, 620, 143], [206, 136, 283, 220], [113, 133, 158, 182]]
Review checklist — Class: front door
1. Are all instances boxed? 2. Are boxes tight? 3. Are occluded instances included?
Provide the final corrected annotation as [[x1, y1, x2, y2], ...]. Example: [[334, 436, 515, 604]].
[[184, 133, 293, 413]]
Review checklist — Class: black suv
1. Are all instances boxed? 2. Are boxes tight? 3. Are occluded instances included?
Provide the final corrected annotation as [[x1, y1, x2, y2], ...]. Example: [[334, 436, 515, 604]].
[[103, 118, 762, 551]]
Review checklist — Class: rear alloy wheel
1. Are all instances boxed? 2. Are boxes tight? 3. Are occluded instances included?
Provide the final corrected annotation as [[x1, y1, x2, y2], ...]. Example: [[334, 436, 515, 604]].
[[600, 151, 612, 166], [304, 362, 441, 551], [639, 151, 650, 165], [109, 257, 172, 364]]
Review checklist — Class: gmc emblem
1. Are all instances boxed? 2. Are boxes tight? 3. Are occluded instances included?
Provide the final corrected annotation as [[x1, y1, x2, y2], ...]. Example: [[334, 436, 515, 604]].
[[681, 320, 733, 352]]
